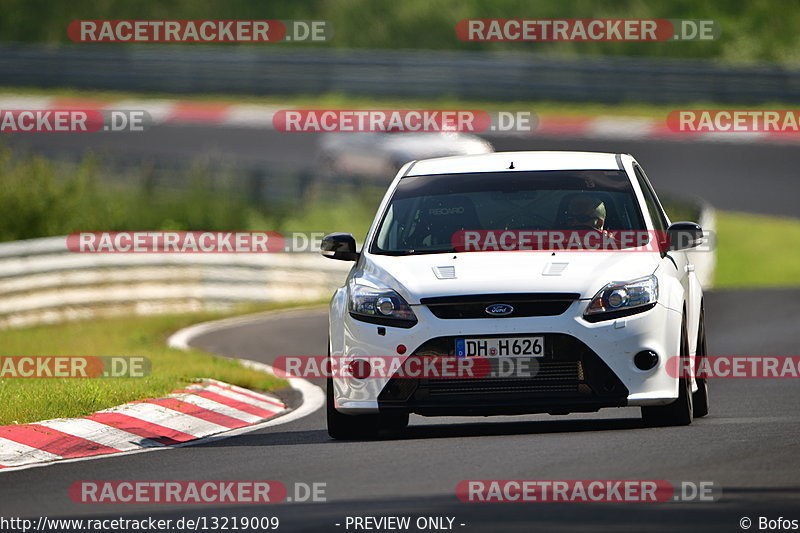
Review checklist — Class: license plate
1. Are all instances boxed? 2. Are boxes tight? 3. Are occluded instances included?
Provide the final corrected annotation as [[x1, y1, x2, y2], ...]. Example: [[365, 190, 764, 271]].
[[456, 336, 544, 357]]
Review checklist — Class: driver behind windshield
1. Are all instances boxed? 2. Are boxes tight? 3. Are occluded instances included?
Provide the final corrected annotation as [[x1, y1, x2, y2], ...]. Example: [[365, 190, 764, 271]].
[[566, 195, 607, 231]]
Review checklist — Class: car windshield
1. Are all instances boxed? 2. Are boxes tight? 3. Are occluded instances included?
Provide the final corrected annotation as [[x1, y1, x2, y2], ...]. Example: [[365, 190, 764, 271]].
[[371, 170, 646, 255]]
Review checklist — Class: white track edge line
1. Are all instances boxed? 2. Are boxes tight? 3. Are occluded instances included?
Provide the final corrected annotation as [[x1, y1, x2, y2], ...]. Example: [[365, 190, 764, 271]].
[[0, 307, 326, 474]]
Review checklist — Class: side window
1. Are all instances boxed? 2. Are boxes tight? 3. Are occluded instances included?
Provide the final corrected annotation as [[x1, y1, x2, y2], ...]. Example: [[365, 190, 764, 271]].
[[633, 166, 668, 232]]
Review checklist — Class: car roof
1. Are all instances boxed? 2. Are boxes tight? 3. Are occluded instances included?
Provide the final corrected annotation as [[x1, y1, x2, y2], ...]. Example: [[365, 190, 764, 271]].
[[404, 151, 624, 177]]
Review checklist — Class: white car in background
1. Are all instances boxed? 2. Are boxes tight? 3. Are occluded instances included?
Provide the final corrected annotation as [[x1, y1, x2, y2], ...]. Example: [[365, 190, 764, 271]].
[[322, 151, 709, 439], [317, 130, 493, 179]]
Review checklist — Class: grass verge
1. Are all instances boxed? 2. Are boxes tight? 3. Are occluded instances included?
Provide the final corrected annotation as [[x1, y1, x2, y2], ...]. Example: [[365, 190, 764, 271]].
[[714, 211, 800, 288], [0, 302, 325, 426]]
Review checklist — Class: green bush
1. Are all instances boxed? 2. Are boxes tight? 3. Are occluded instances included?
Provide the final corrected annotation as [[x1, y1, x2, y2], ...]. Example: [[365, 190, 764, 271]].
[[0, 148, 268, 240], [0, 147, 388, 241], [0, 0, 799, 63]]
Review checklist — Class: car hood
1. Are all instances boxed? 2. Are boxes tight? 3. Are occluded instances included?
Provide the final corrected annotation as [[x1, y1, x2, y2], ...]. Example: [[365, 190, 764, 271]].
[[358, 251, 661, 303]]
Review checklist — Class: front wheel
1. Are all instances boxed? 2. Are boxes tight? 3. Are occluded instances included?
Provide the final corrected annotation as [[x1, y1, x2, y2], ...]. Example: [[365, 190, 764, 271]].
[[327, 376, 380, 440], [380, 410, 409, 431], [641, 314, 693, 427], [692, 307, 710, 418]]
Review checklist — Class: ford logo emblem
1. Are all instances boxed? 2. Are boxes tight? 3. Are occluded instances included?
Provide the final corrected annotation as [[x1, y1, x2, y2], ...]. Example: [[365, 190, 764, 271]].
[[485, 304, 514, 316]]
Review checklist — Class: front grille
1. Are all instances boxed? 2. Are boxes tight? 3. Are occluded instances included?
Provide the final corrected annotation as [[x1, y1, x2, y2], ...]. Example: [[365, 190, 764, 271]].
[[378, 334, 628, 410], [425, 361, 582, 395], [421, 293, 579, 319]]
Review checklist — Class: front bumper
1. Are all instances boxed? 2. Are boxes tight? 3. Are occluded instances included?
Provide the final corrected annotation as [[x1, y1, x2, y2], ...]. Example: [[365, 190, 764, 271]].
[[331, 299, 682, 415]]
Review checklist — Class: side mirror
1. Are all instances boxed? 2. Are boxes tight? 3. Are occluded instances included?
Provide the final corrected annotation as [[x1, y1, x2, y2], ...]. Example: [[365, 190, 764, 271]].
[[321, 233, 359, 261], [667, 222, 703, 251]]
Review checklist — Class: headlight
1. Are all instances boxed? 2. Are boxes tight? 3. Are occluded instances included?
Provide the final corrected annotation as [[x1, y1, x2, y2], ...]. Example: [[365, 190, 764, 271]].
[[584, 274, 658, 322], [348, 283, 417, 328]]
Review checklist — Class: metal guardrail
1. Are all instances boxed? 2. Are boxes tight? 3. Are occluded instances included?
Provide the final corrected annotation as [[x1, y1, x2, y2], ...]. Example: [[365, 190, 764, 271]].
[[0, 237, 351, 329], [1, 44, 799, 104], [0, 204, 715, 330]]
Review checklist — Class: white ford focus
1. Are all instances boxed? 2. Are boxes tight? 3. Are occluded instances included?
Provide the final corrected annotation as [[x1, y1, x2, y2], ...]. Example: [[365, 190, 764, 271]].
[[322, 151, 709, 439]]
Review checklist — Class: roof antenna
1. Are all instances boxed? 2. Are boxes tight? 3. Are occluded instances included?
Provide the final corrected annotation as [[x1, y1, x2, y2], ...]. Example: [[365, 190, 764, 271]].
[[508, 161, 515, 169]]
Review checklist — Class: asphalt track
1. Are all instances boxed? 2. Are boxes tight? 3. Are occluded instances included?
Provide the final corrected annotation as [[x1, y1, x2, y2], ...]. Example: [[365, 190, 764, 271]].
[[6, 125, 800, 217], [1, 290, 799, 533], [1, 131, 799, 532]]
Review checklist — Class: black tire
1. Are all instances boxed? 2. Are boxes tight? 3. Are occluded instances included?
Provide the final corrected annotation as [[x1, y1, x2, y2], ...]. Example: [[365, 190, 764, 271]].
[[641, 314, 694, 426], [692, 306, 710, 418], [324, 339, 408, 438], [379, 410, 409, 432], [326, 375, 380, 440]]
